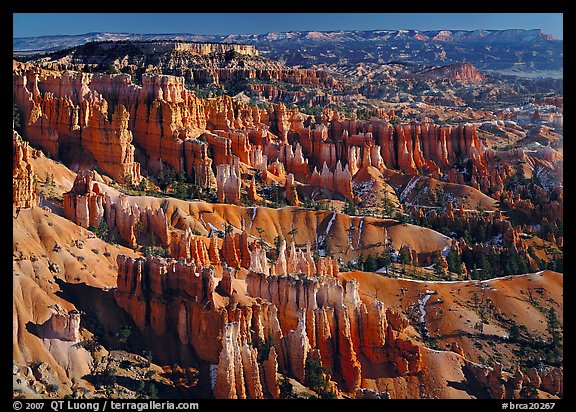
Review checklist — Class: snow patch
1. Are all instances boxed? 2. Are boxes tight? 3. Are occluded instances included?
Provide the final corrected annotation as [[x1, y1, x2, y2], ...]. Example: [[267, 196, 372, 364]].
[[441, 245, 451, 258], [200, 213, 221, 235], [534, 165, 558, 190], [400, 176, 421, 203], [316, 212, 336, 254], [207, 222, 220, 235], [418, 294, 431, 323], [325, 212, 337, 235], [348, 221, 355, 251], [199, 214, 207, 229], [357, 218, 364, 249]]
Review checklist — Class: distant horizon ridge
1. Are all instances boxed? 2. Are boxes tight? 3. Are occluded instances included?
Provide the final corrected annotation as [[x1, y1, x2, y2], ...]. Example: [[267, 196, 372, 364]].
[[13, 27, 558, 40]]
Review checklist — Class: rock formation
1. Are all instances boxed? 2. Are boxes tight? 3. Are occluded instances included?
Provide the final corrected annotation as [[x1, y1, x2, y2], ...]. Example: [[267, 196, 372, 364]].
[[247, 177, 263, 204], [310, 161, 358, 202], [13, 131, 39, 209], [418, 63, 485, 83], [214, 321, 264, 399], [63, 170, 105, 229], [216, 157, 241, 204], [12, 67, 142, 183], [81, 103, 142, 184], [12, 38, 564, 401], [115, 254, 283, 398], [65, 180, 174, 249], [261, 346, 280, 399], [169, 228, 212, 267], [246, 270, 422, 390], [285, 173, 301, 206], [13, 63, 501, 204], [465, 362, 563, 399], [37, 305, 80, 342], [221, 230, 251, 269]]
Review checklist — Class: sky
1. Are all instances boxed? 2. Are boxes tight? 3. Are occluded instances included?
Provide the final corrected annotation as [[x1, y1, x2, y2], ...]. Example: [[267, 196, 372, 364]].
[[13, 13, 563, 40]]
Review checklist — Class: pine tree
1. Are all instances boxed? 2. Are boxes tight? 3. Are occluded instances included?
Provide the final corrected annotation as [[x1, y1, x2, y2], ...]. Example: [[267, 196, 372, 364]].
[[378, 249, 392, 275], [546, 307, 561, 347], [520, 381, 539, 399], [479, 255, 492, 279]]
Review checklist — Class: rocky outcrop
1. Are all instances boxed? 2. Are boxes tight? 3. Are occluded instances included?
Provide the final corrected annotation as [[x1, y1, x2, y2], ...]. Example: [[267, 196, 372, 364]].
[[115, 255, 218, 350], [116, 240, 421, 396], [247, 177, 263, 204], [221, 230, 251, 269], [214, 322, 264, 399], [82, 103, 142, 184], [216, 157, 241, 204], [282, 310, 312, 383], [14, 61, 506, 204], [208, 236, 222, 266], [133, 41, 259, 57], [285, 173, 301, 206], [533, 96, 563, 108], [262, 346, 280, 399], [540, 367, 563, 396], [115, 254, 284, 398], [465, 362, 563, 399], [13, 68, 142, 183], [261, 160, 287, 186], [103, 195, 170, 248], [250, 239, 338, 279], [13, 131, 39, 209], [374, 121, 487, 176], [63, 170, 105, 229], [310, 161, 358, 201], [418, 63, 485, 83], [14, 63, 500, 205], [184, 139, 216, 188], [37, 305, 81, 342], [169, 228, 212, 267], [216, 267, 234, 297], [280, 143, 309, 180], [246, 270, 422, 390]]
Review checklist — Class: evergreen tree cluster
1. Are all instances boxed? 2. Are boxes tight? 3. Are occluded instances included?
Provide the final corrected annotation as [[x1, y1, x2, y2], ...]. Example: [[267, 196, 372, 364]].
[[355, 249, 393, 272], [464, 250, 531, 280]]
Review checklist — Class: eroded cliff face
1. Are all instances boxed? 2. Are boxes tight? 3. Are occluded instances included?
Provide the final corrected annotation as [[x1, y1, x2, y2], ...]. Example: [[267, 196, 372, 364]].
[[36, 305, 81, 342], [465, 362, 563, 399], [63, 170, 105, 229], [14, 64, 497, 204], [13, 67, 142, 184], [63, 173, 169, 248], [418, 63, 486, 83], [114, 254, 283, 398], [115, 235, 424, 398], [246, 270, 422, 390], [13, 131, 39, 209]]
